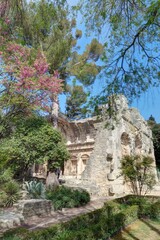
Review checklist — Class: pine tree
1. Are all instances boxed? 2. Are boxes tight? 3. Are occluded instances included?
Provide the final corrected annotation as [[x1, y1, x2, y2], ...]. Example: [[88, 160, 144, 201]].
[[66, 82, 88, 120]]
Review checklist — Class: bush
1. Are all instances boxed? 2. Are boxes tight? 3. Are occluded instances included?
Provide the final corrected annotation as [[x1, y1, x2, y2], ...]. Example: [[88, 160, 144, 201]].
[[121, 205, 138, 225], [116, 195, 160, 219], [150, 200, 160, 220], [3, 180, 20, 207], [46, 186, 90, 210], [124, 196, 152, 217], [24, 180, 46, 199], [0, 169, 13, 184], [101, 201, 138, 236], [0, 169, 20, 207], [121, 155, 156, 196], [2, 197, 159, 240]]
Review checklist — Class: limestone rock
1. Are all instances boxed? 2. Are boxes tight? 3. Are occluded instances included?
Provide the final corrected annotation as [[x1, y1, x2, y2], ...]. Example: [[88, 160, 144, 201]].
[[0, 212, 24, 230], [31, 95, 157, 198], [14, 199, 52, 218], [46, 172, 59, 188]]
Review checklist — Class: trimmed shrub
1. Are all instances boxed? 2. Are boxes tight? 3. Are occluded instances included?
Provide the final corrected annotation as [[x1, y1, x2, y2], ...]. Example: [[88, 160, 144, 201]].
[[121, 196, 154, 218], [121, 205, 138, 225], [46, 186, 90, 210], [150, 200, 160, 220], [1, 197, 159, 240]]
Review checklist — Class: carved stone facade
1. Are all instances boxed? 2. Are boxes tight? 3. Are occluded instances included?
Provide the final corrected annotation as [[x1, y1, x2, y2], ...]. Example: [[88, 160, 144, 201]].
[[58, 95, 157, 198], [33, 95, 157, 198]]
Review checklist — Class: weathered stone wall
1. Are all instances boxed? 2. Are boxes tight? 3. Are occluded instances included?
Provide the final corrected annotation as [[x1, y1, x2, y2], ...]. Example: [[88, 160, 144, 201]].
[[31, 95, 156, 198], [61, 95, 156, 198], [57, 115, 97, 177], [15, 199, 52, 218]]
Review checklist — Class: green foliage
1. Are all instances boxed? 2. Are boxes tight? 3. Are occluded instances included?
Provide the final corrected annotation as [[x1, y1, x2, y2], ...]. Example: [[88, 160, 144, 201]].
[[0, 116, 69, 180], [66, 82, 88, 119], [117, 195, 160, 221], [121, 155, 156, 195], [1, 0, 103, 86], [3, 0, 75, 74], [0, 181, 20, 207], [0, 168, 13, 184], [80, 0, 160, 101], [150, 200, 160, 220], [2, 196, 160, 239], [1, 227, 28, 240], [2, 199, 140, 240], [0, 169, 20, 207], [123, 196, 152, 218], [24, 180, 46, 199], [148, 116, 160, 168], [46, 186, 90, 210], [3, 181, 20, 207]]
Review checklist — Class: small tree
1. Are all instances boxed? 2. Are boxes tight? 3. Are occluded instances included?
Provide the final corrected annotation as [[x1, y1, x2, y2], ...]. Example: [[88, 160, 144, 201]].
[[0, 116, 69, 180], [121, 155, 156, 196]]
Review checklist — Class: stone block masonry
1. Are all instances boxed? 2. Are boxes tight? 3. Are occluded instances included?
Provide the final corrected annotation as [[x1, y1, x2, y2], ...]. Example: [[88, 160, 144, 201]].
[[14, 199, 53, 218], [60, 95, 157, 198], [32, 95, 157, 198]]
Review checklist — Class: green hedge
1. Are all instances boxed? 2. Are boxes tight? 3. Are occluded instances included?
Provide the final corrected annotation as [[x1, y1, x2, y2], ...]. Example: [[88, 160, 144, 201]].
[[149, 200, 160, 219], [46, 186, 90, 210], [116, 195, 160, 220], [2, 196, 160, 240], [1, 201, 139, 240]]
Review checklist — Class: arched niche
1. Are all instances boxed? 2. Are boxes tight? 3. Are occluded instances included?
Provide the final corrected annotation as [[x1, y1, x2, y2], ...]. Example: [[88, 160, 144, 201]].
[[135, 134, 142, 154], [121, 132, 130, 155], [81, 154, 89, 173], [121, 132, 130, 145], [135, 134, 142, 148], [70, 155, 77, 176]]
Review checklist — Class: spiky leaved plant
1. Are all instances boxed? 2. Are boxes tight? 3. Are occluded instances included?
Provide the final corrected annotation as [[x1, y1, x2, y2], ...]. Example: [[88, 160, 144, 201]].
[[25, 180, 46, 199]]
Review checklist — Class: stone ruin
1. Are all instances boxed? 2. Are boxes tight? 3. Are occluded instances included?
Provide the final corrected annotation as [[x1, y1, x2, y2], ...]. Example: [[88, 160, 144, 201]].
[[34, 95, 157, 198]]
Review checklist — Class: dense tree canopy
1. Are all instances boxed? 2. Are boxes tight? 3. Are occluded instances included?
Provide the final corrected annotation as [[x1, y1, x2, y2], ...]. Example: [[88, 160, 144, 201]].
[[0, 116, 69, 180], [0, 0, 159, 117], [0, 0, 104, 121], [79, 0, 160, 101], [66, 81, 88, 119]]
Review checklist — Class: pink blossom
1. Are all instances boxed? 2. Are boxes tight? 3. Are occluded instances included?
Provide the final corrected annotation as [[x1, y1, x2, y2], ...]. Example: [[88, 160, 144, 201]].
[[34, 57, 49, 74], [1, 40, 63, 114], [20, 66, 35, 79]]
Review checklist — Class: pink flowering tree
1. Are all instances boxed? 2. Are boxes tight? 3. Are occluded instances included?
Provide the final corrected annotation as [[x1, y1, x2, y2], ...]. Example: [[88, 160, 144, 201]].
[[0, 10, 63, 125]]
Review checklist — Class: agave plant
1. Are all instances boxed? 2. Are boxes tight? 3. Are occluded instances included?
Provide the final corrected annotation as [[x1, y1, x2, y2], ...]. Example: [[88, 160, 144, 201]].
[[25, 180, 46, 199]]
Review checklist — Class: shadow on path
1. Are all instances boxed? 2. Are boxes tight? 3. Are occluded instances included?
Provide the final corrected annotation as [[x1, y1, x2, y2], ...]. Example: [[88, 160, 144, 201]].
[[141, 218, 160, 235]]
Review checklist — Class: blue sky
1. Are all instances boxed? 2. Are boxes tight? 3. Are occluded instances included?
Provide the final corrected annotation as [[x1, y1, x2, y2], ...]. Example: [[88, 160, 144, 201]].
[[63, 0, 160, 122], [26, 0, 160, 122], [132, 88, 160, 122]]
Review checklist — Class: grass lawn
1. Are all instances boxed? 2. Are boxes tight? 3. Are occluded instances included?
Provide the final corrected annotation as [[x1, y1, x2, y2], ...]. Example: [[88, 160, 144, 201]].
[[111, 219, 160, 240]]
